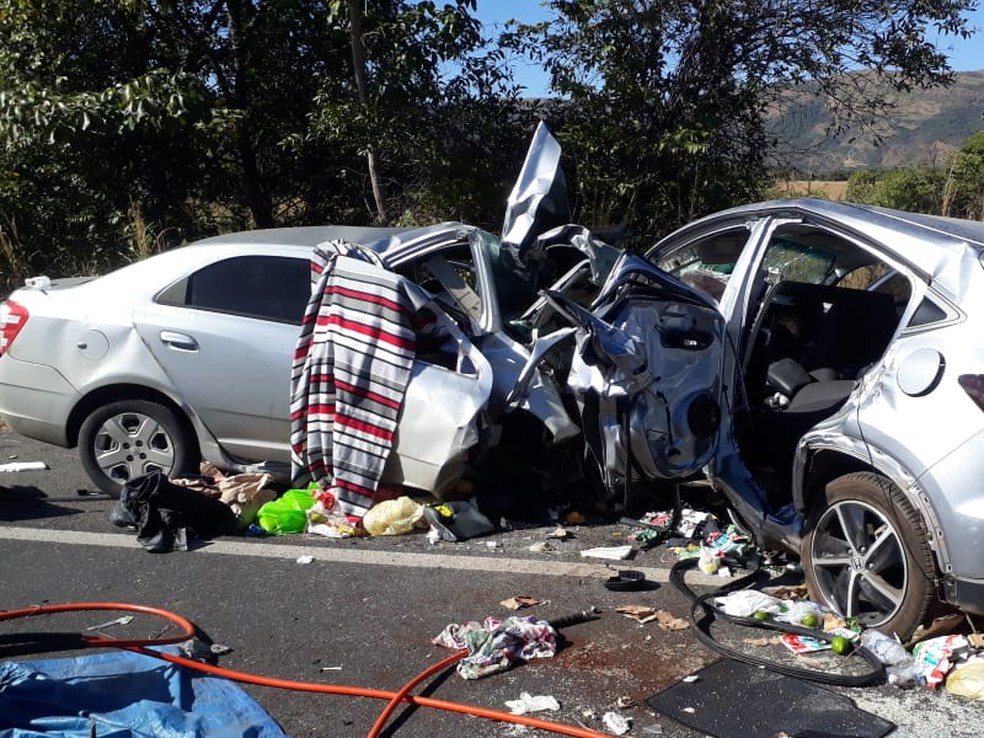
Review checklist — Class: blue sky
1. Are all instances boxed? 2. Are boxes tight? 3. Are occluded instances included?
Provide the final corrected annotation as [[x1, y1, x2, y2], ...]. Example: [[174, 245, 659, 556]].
[[473, 1, 984, 97]]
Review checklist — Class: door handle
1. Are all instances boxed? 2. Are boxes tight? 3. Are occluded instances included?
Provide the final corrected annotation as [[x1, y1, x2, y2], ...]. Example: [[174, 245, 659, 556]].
[[159, 330, 199, 351]]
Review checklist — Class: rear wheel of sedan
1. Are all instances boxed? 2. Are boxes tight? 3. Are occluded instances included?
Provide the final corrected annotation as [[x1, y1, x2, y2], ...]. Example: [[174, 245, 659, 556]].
[[78, 399, 199, 497], [802, 472, 938, 640]]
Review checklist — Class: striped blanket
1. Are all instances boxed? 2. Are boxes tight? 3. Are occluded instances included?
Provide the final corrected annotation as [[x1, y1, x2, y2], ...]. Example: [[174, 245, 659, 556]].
[[290, 241, 425, 519]]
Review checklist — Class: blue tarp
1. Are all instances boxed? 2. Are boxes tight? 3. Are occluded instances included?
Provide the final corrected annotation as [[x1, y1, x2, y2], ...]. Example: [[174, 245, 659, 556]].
[[0, 648, 290, 738]]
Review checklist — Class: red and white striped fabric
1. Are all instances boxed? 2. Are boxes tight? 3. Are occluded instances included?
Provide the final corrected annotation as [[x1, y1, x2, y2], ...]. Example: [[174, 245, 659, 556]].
[[290, 241, 424, 519]]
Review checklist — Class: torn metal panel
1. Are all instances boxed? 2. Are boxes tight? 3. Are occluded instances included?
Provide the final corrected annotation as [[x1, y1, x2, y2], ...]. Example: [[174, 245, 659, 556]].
[[546, 253, 727, 486], [500, 121, 570, 260]]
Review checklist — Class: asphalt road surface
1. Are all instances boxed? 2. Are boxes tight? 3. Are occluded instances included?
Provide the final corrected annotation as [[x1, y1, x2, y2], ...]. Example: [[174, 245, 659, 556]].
[[1, 426, 981, 738]]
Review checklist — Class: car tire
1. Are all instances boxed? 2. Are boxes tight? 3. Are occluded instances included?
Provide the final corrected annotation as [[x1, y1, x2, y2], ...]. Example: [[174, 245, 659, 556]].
[[78, 399, 199, 497], [802, 471, 938, 640]]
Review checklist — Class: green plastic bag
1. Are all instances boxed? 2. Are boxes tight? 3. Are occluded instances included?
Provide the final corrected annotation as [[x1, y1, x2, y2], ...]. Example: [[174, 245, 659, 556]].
[[256, 488, 317, 534]]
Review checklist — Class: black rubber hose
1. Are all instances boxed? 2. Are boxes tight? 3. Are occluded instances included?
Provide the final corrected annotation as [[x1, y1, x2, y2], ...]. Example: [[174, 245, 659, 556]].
[[669, 557, 886, 687]]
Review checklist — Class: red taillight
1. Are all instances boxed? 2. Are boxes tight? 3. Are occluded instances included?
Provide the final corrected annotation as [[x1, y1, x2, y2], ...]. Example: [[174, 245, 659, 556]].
[[0, 300, 29, 356], [959, 375, 984, 412]]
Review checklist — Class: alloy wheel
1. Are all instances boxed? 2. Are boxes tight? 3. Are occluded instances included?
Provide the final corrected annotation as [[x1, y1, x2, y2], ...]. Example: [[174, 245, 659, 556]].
[[808, 499, 907, 627]]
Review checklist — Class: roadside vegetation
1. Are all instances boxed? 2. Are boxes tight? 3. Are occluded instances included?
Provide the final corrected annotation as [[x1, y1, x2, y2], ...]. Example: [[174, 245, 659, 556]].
[[1, 0, 982, 296]]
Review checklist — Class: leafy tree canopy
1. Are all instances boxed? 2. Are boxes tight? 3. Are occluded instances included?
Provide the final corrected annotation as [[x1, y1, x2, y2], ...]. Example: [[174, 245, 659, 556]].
[[503, 0, 976, 237]]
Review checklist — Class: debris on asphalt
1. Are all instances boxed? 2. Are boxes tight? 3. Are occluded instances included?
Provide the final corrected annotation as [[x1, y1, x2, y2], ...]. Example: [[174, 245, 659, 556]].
[[579, 545, 634, 560], [109, 470, 237, 552], [0, 460, 47, 472], [713, 589, 784, 618], [604, 569, 647, 592], [422, 498, 496, 542], [361, 496, 426, 536], [615, 606, 688, 630], [546, 525, 571, 540], [946, 661, 984, 699], [504, 692, 561, 715], [500, 595, 540, 610], [305, 496, 361, 538], [622, 511, 672, 548], [295, 555, 314, 564], [85, 615, 134, 631], [601, 710, 632, 735], [256, 487, 316, 534], [913, 634, 970, 688], [432, 615, 557, 679], [909, 612, 967, 644], [673, 523, 753, 575]]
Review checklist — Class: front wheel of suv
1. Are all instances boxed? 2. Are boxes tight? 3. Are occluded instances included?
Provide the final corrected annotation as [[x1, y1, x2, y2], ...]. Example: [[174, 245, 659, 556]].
[[802, 472, 938, 640], [78, 399, 199, 496]]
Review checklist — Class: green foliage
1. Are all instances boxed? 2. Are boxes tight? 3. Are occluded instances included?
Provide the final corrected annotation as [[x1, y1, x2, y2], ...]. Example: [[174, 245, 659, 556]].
[[944, 126, 984, 219], [845, 119, 984, 219], [0, 0, 978, 294], [503, 0, 975, 239], [0, 0, 521, 293]]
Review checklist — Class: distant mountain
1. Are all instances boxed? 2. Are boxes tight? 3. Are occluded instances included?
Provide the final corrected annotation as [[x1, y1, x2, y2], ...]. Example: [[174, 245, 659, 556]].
[[766, 71, 984, 176]]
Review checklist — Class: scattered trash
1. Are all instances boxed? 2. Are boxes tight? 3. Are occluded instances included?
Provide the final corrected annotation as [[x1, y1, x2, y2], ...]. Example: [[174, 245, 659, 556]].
[[946, 661, 984, 700], [320, 666, 343, 672], [681, 675, 699, 683], [256, 487, 316, 534], [601, 711, 632, 735], [781, 630, 857, 655], [433, 616, 557, 679], [672, 523, 751, 567], [912, 634, 969, 688], [763, 583, 809, 600], [528, 541, 552, 553], [604, 569, 647, 592], [500, 595, 540, 610], [504, 692, 561, 715], [909, 613, 966, 644], [698, 545, 721, 574], [306, 495, 361, 538], [296, 555, 314, 564], [579, 545, 634, 561], [713, 589, 783, 618], [771, 599, 827, 627], [85, 615, 134, 631], [546, 526, 571, 540], [0, 461, 48, 472], [423, 499, 496, 542], [615, 606, 688, 630], [613, 695, 636, 709], [362, 496, 427, 536], [307, 522, 354, 538], [209, 643, 233, 656], [622, 511, 672, 548]]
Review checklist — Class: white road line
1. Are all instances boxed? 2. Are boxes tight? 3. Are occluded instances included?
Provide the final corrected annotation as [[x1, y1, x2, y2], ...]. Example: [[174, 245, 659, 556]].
[[0, 525, 696, 583]]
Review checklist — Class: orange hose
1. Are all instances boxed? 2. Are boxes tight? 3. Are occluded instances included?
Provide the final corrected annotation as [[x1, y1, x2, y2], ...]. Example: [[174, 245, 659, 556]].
[[365, 650, 466, 738], [0, 602, 612, 738], [0, 601, 196, 648]]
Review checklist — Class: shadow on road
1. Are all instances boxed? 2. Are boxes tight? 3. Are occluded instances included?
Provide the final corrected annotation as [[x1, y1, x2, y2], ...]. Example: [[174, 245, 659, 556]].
[[0, 485, 83, 521]]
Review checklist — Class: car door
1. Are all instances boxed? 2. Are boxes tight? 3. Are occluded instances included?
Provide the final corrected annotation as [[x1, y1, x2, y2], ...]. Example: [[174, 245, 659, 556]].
[[132, 254, 311, 463], [519, 251, 729, 495]]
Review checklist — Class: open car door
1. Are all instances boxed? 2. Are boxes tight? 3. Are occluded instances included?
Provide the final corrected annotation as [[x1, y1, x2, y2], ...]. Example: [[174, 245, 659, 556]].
[[523, 251, 727, 495]]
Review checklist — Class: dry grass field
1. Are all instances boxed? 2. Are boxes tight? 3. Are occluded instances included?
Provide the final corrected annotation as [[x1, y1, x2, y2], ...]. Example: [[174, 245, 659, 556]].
[[774, 180, 850, 201]]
